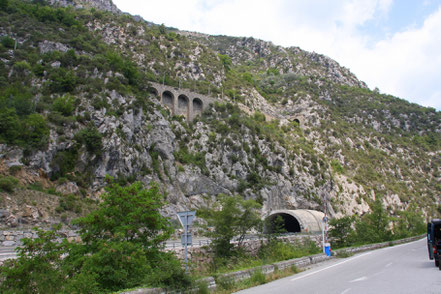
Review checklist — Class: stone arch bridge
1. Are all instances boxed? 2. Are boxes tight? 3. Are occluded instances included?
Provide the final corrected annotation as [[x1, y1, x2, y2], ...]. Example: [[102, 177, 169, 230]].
[[265, 209, 325, 234], [148, 82, 304, 125], [148, 82, 217, 121]]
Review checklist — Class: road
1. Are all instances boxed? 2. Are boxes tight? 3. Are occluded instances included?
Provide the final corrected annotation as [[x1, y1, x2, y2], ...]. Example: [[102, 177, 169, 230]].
[[236, 238, 441, 294], [0, 246, 17, 261]]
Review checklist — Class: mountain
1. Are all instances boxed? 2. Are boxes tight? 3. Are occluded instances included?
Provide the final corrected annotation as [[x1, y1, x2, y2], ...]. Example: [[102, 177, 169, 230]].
[[0, 0, 440, 227]]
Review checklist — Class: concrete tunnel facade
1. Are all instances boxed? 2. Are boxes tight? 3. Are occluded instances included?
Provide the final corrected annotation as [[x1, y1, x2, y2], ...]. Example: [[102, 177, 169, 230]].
[[265, 209, 325, 233]]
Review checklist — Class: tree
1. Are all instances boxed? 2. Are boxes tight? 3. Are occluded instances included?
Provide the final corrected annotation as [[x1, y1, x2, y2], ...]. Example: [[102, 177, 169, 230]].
[[21, 114, 49, 149], [0, 0, 8, 10], [74, 179, 173, 249], [0, 180, 191, 293], [197, 194, 262, 258], [0, 108, 20, 144], [0, 226, 81, 294], [68, 179, 189, 292], [393, 203, 426, 239], [355, 197, 392, 244], [328, 216, 355, 248], [52, 94, 76, 116], [218, 54, 232, 72], [74, 125, 103, 155]]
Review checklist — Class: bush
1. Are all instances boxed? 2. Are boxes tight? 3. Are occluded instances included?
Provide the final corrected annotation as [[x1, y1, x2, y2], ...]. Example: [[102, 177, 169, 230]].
[[0, 226, 70, 294], [0, 36, 14, 49], [1, 84, 34, 116], [74, 126, 103, 155], [0, 176, 19, 193], [198, 194, 262, 258], [328, 216, 355, 248], [330, 159, 344, 174], [0, 108, 20, 144], [52, 94, 76, 116], [250, 270, 266, 285], [57, 194, 81, 213], [258, 239, 320, 263], [354, 197, 392, 244], [0, 180, 191, 293], [21, 114, 50, 149]]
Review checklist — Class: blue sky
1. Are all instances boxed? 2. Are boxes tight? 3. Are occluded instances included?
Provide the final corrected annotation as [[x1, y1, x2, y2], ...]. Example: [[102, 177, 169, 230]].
[[112, 0, 441, 110]]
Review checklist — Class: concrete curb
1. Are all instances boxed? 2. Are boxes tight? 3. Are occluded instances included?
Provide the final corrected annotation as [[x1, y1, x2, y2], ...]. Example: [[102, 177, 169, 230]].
[[121, 235, 425, 293]]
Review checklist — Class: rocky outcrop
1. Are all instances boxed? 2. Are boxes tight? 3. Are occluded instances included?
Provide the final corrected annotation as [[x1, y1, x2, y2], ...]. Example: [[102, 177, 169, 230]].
[[0, 0, 439, 229], [50, 0, 121, 14]]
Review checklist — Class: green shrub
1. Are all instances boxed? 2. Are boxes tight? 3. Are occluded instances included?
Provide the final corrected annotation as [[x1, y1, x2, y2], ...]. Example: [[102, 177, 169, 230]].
[[328, 216, 355, 248], [216, 276, 235, 291], [28, 182, 44, 192], [0, 0, 8, 10], [0, 176, 19, 193], [198, 194, 262, 258], [52, 94, 76, 116], [195, 280, 209, 294], [0, 36, 14, 49], [330, 159, 344, 174], [74, 126, 103, 155], [0, 108, 20, 144], [57, 194, 81, 213], [8, 165, 22, 175], [0, 226, 72, 294], [250, 270, 266, 285], [21, 114, 50, 149], [0, 180, 191, 293], [1, 84, 34, 116], [258, 239, 320, 263]]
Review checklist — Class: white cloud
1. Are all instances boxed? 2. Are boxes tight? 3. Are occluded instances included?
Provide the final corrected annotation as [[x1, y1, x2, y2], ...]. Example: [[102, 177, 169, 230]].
[[348, 6, 441, 109], [112, 0, 441, 110]]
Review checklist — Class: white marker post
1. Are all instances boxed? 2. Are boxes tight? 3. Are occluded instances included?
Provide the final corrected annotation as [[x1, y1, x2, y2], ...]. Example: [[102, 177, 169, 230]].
[[322, 215, 328, 254]]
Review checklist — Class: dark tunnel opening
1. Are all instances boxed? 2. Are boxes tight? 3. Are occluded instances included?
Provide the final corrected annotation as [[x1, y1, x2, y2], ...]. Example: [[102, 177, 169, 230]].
[[267, 213, 301, 233]]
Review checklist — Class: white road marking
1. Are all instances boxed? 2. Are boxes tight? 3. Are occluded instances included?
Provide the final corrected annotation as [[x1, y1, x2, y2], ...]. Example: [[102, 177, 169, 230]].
[[0, 252, 16, 256], [290, 252, 372, 282], [385, 262, 393, 268], [341, 288, 351, 294], [349, 276, 368, 283]]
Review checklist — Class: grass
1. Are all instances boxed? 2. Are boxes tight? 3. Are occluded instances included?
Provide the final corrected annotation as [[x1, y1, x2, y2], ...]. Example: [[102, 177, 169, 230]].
[[213, 265, 303, 293], [335, 251, 354, 258]]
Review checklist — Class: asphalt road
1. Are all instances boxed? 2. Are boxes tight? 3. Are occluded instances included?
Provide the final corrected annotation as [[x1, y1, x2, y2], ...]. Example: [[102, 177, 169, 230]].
[[236, 238, 441, 294], [0, 246, 17, 261]]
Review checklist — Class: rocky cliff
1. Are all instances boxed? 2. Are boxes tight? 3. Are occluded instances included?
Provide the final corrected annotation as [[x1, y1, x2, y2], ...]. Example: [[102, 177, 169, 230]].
[[0, 0, 440, 227]]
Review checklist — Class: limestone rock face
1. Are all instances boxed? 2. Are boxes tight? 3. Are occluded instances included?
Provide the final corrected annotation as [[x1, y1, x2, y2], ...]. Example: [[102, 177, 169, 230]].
[[50, 0, 120, 14], [0, 0, 439, 228]]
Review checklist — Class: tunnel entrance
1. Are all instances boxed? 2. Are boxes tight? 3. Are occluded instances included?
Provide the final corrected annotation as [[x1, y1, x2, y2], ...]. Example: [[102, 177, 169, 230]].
[[266, 213, 301, 233]]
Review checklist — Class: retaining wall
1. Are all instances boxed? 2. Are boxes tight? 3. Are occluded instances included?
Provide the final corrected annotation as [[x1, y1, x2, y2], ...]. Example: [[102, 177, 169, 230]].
[[0, 229, 80, 247]]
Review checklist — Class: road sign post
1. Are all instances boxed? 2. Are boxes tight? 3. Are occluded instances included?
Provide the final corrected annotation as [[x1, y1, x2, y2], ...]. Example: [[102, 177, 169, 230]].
[[177, 211, 196, 272], [322, 215, 328, 254]]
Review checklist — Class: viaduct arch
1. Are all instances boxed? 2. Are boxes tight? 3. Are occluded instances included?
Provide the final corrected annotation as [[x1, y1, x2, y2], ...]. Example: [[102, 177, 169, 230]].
[[265, 209, 325, 233], [148, 82, 217, 121], [148, 82, 305, 124]]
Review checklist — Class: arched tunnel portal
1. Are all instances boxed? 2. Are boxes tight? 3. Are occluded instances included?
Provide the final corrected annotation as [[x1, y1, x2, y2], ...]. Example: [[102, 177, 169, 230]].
[[265, 209, 325, 234], [267, 213, 301, 233]]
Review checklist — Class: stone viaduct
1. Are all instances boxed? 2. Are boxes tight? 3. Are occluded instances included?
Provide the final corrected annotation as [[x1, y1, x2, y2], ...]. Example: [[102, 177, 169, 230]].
[[148, 82, 218, 121], [148, 82, 303, 126], [265, 209, 325, 234]]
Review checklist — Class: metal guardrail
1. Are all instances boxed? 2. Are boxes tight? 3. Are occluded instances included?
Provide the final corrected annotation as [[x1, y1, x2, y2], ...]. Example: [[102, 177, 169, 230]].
[[164, 232, 312, 249]]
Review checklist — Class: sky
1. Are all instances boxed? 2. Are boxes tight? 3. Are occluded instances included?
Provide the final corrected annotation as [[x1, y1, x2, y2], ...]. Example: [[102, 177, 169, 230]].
[[112, 0, 441, 110]]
